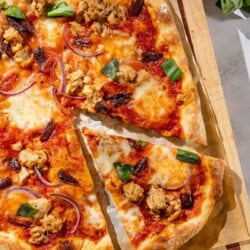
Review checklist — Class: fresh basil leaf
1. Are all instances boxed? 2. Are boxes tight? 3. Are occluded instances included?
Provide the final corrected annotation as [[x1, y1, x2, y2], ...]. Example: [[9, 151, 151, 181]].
[[216, 0, 243, 15], [16, 203, 38, 218], [137, 140, 147, 147], [5, 6, 25, 19], [46, 2, 74, 17], [102, 59, 119, 79], [162, 59, 183, 83], [50, 1, 67, 10], [0, 1, 7, 9], [176, 149, 201, 164], [114, 162, 134, 182]]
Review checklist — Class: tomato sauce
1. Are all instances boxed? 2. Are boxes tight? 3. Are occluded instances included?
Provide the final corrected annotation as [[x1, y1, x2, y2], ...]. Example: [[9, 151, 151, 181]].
[[118, 7, 157, 52], [132, 167, 152, 192], [102, 81, 131, 99], [133, 202, 165, 246], [132, 162, 206, 245], [0, 73, 19, 91], [146, 58, 166, 78], [106, 7, 184, 136], [133, 7, 157, 52]]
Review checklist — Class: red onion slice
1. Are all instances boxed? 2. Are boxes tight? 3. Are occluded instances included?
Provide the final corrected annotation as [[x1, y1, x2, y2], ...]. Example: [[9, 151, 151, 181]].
[[166, 165, 193, 190], [50, 193, 81, 234], [63, 23, 103, 58], [46, 51, 66, 93], [51, 87, 72, 116], [34, 167, 59, 187], [0, 81, 35, 96], [6, 186, 41, 198]]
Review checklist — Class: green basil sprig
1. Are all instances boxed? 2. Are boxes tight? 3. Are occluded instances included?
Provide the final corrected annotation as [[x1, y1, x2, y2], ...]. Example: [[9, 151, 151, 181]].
[[162, 59, 183, 83], [0, 2, 26, 20], [114, 162, 134, 182], [5, 6, 25, 19], [216, 0, 250, 15], [102, 59, 119, 79], [46, 2, 74, 17], [176, 149, 201, 164], [16, 203, 38, 218]]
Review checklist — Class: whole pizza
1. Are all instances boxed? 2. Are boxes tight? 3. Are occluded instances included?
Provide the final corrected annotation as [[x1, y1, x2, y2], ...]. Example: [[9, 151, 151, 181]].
[[0, 0, 224, 249]]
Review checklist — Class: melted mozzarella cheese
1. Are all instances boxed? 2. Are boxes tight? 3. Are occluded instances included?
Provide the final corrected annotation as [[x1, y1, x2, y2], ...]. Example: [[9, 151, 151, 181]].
[[4, 86, 57, 130], [133, 74, 175, 122], [85, 204, 105, 227], [148, 146, 191, 189], [96, 137, 132, 176], [119, 206, 144, 237], [36, 19, 63, 48], [0, 232, 32, 249], [103, 35, 137, 60], [88, 194, 97, 203]]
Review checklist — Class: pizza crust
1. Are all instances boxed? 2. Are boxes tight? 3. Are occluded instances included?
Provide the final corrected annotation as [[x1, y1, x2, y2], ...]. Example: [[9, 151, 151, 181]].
[[82, 128, 225, 250], [136, 158, 225, 250], [0, 232, 113, 250], [146, 0, 207, 145]]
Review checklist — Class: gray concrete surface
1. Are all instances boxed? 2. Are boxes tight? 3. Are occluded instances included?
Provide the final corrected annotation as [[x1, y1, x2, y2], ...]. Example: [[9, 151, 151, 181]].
[[203, 1, 250, 197]]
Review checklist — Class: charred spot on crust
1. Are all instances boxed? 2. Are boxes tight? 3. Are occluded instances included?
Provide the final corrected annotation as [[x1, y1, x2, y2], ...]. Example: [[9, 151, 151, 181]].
[[7, 16, 35, 36], [141, 52, 163, 63]]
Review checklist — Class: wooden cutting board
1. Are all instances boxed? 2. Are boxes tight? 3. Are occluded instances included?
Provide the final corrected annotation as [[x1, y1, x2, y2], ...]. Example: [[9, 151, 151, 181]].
[[170, 0, 250, 249]]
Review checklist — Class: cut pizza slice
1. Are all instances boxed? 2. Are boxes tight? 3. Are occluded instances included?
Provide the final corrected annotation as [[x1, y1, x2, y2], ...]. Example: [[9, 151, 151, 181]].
[[60, 0, 207, 145], [0, 0, 206, 144], [0, 86, 113, 249], [82, 128, 225, 250]]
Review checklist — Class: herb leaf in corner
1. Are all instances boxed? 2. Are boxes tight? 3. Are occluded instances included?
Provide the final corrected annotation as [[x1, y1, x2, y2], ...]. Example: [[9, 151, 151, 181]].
[[114, 162, 134, 182], [216, 0, 243, 15], [5, 6, 25, 19], [16, 203, 38, 218]]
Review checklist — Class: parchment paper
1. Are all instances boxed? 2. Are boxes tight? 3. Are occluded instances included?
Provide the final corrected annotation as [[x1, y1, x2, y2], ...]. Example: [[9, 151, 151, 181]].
[[74, 1, 250, 249]]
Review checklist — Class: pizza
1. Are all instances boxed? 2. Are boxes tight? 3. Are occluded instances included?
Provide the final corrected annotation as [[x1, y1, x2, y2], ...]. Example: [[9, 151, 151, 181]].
[[0, 0, 225, 249], [82, 128, 225, 250], [0, 87, 113, 249], [0, 0, 206, 145]]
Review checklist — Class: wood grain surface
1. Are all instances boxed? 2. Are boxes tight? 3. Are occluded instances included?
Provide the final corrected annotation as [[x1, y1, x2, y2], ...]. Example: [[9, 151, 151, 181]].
[[174, 0, 250, 248]]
